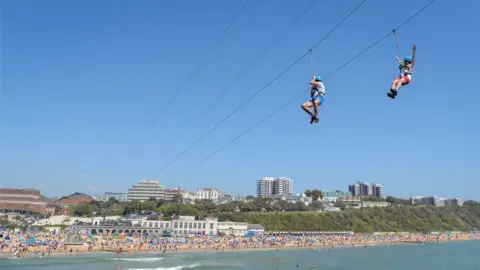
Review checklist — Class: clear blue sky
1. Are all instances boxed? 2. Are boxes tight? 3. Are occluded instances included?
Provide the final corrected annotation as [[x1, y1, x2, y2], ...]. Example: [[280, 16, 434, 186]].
[[1, 0, 479, 200]]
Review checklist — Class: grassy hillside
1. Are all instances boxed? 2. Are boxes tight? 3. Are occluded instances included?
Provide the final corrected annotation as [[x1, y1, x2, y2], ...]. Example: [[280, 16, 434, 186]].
[[218, 206, 480, 232]]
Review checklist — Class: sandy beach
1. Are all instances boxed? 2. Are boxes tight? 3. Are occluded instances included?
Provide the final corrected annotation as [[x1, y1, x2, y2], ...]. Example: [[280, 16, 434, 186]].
[[2, 230, 479, 259]]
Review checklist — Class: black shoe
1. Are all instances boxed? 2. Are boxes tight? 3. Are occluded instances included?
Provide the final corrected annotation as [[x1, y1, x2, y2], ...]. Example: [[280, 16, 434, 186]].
[[310, 116, 315, 124], [387, 89, 397, 99]]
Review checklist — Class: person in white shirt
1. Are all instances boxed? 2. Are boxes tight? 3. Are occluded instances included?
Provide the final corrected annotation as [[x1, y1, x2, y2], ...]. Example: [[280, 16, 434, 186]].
[[388, 45, 417, 99], [301, 75, 325, 124]]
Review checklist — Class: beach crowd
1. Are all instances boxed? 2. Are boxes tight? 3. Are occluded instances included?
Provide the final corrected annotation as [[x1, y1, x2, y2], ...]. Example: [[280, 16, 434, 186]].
[[1, 228, 479, 259]]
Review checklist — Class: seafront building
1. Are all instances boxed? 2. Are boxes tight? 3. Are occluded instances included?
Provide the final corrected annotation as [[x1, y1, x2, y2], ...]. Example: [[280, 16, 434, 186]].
[[127, 180, 165, 202], [0, 188, 46, 215], [63, 215, 259, 237]]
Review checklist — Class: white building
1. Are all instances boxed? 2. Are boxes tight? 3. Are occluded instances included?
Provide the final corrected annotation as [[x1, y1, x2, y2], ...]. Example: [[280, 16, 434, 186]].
[[95, 192, 128, 202], [410, 196, 449, 206], [360, 201, 390, 208], [195, 188, 220, 201], [373, 184, 385, 198], [217, 220, 248, 236], [257, 177, 293, 197], [171, 216, 218, 236], [257, 177, 275, 197], [181, 192, 197, 204], [127, 180, 165, 202], [445, 198, 464, 206], [273, 177, 293, 195]]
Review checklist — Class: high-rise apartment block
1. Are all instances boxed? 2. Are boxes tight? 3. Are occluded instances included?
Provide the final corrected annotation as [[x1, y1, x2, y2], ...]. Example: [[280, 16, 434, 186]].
[[348, 182, 384, 198], [256, 177, 293, 198], [257, 177, 274, 197]]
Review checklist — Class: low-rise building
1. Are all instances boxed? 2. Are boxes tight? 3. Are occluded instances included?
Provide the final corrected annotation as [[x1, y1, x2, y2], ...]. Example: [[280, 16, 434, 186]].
[[216, 194, 234, 204], [445, 198, 464, 206], [181, 192, 197, 204], [217, 220, 248, 236], [164, 188, 182, 202], [410, 196, 453, 206], [247, 224, 265, 235], [360, 201, 390, 208], [195, 188, 221, 201], [171, 216, 218, 236], [322, 191, 352, 203], [95, 192, 128, 202], [66, 215, 256, 237]]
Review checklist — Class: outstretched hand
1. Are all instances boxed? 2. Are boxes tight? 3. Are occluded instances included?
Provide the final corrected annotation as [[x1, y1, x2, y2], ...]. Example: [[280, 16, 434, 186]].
[[412, 44, 417, 50]]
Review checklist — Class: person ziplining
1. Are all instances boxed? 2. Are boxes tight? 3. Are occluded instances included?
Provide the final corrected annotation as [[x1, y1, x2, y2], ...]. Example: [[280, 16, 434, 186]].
[[387, 29, 417, 99], [301, 49, 325, 124], [301, 75, 325, 124]]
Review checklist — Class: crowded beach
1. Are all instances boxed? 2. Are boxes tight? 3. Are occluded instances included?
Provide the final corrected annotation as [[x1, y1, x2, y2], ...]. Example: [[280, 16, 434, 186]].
[[1, 228, 479, 259]]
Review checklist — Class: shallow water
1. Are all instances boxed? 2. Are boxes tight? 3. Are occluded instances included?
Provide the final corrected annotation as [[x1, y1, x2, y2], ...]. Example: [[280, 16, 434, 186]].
[[0, 241, 478, 270]]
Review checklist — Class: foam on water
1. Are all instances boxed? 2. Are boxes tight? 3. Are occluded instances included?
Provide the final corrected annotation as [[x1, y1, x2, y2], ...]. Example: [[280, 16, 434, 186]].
[[126, 262, 201, 270], [112, 257, 164, 262]]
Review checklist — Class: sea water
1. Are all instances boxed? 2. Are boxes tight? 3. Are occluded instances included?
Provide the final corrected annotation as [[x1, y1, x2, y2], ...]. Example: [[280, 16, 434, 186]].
[[0, 241, 478, 270]]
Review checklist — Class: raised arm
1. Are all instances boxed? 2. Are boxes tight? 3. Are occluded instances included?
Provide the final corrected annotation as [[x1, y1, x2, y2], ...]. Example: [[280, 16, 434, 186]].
[[411, 45, 417, 70]]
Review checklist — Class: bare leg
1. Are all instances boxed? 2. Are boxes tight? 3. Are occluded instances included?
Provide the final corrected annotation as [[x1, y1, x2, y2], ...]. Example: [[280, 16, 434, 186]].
[[313, 99, 320, 122], [391, 79, 399, 90], [388, 78, 400, 99], [301, 101, 314, 116], [394, 78, 407, 91]]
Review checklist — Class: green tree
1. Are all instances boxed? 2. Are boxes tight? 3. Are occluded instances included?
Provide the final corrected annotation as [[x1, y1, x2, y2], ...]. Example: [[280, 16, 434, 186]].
[[464, 200, 480, 206], [386, 196, 410, 205], [309, 200, 324, 211], [295, 201, 307, 211], [334, 200, 346, 211], [70, 203, 91, 216], [311, 189, 323, 201]]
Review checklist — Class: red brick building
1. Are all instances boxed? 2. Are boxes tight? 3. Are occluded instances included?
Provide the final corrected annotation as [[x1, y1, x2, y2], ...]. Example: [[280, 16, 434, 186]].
[[0, 188, 46, 215]]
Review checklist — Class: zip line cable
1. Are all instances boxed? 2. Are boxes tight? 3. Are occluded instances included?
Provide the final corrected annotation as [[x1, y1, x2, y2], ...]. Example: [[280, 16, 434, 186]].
[[393, 29, 401, 57], [199, 0, 318, 120], [310, 49, 316, 76], [152, 0, 369, 176], [128, 0, 249, 156], [174, 0, 438, 179]]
